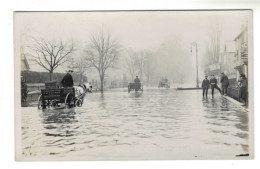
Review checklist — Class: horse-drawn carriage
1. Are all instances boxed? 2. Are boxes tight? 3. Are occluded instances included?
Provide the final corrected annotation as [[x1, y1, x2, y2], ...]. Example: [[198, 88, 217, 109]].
[[158, 78, 170, 88], [128, 82, 143, 93], [37, 81, 86, 109]]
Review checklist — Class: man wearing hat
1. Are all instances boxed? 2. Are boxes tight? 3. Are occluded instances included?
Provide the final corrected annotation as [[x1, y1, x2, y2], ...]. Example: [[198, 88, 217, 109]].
[[61, 70, 74, 87], [202, 75, 210, 97], [134, 76, 140, 83], [220, 72, 229, 96], [201, 76, 210, 97], [134, 76, 141, 91], [210, 74, 222, 96]]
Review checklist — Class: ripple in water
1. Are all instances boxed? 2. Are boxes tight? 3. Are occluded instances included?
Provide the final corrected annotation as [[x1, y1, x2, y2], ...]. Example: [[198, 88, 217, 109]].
[[21, 89, 249, 160]]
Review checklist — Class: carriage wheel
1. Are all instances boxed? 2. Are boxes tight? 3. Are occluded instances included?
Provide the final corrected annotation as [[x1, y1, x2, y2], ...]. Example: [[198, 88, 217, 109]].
[[37, 94, 42, 109], [75, 99, 83, 107], [37, 94, 46, 109], [65, 93, 74, 109]]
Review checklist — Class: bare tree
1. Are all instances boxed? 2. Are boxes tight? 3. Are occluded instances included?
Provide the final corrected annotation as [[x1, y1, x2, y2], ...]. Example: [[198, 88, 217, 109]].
[[136, 51, 145, 81], [85, 30, 120, 92], [208, 19, 222, 64], [74, 56, 92, 84], [143, 51, 154, 86], [152, 37, 192, 84], [125, 49, 139, 81], [27, 38, 75, 80]]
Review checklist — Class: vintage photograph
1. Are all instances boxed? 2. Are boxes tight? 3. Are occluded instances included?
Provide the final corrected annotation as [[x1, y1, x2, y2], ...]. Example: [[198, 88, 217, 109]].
[[14, 10, 253, 160]]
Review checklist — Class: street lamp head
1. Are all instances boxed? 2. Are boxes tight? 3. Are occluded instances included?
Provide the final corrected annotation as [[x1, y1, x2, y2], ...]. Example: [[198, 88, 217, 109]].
[[192, 42, 197, 46]]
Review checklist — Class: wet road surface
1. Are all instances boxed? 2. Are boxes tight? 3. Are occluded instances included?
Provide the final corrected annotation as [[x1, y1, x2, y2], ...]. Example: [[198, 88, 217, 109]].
[[21, 88, 249, 160]]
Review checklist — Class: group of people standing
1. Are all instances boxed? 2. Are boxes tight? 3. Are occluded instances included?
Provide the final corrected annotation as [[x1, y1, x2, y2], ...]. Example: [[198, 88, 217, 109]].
[[202, 73, 228, 97], [201, 73, 248, 106]]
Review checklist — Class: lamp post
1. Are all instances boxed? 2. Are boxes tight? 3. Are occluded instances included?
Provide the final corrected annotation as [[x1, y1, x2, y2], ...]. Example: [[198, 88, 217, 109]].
[[191, 42, 199, 88]]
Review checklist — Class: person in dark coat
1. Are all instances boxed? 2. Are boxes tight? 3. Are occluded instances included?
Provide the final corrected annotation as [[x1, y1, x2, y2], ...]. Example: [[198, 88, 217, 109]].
[[61, 70, 74, 87], [238, 74, 247, 106], [210, 75, 222, 96], [134, 76, 140, 83], [134, 76, 141, 91], [220, 72, 229, 95], [202, 75, 210, 97]]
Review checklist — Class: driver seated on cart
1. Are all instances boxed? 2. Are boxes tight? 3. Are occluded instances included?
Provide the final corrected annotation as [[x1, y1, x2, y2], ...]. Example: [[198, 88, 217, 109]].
[[134, 76, 140, 83], [134, 76, 141, 91], [61, 70, 74, 88]]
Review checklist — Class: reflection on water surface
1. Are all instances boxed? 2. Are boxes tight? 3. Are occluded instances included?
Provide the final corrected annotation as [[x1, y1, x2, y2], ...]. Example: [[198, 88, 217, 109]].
[[21, 89, 249, 160]]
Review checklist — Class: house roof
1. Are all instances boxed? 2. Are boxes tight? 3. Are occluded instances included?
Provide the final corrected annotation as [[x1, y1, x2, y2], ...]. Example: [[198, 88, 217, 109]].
[[234, 24, 248, 41]]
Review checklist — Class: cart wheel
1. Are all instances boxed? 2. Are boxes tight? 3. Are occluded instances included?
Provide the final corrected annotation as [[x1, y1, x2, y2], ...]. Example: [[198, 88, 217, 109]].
[[37, 94, 46, 109], [65, 93, 74, 109], [75, 99, 83, 107]]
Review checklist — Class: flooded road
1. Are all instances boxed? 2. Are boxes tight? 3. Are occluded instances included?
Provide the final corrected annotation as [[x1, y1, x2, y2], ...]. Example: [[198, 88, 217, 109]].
[[21, 88, 249, 160]]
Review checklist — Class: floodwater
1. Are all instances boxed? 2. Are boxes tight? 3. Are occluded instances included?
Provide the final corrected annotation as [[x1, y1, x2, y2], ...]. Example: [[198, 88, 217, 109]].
[[21, 88, 249, 160]]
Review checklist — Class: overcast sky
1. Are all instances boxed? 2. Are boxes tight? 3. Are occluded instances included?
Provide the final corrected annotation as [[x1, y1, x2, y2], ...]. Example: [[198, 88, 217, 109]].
[[15, 11, 250, 73]]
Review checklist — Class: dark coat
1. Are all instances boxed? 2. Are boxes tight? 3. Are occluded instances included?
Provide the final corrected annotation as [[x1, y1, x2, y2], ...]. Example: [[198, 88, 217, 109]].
[[210, 78, 217, 86], [238, 77, 247, 99], [221, 75, 229, 86], [61, 73, 74, 87], [202, 79, 210, 88], [134, 77, 140, 83], [238, 78, 247, 88]]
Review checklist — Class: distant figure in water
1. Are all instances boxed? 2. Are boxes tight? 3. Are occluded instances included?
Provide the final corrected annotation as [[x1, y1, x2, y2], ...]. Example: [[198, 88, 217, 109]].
[[210, 75, 222, 96], [202, 75, 210, 97], [134, 76, 141, 91], [134, 76, 140, 83]]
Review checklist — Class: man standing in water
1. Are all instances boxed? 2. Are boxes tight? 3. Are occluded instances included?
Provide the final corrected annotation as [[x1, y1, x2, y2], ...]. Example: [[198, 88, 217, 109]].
[[61, 70, 74, 87], [202, 75, 210, 97], [210, 75, 222, 96], [220, 72, 229, 96]]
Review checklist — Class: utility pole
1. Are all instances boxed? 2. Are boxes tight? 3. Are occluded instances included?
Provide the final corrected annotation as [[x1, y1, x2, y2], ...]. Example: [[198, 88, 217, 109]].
[[192, 42, 199, 88]]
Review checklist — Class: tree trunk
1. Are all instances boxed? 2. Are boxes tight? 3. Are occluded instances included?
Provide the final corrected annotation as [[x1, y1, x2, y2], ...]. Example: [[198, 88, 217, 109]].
[[100, 78, 104, 92], [100, 73, 104, 92], [49, 71, 53, 81]]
